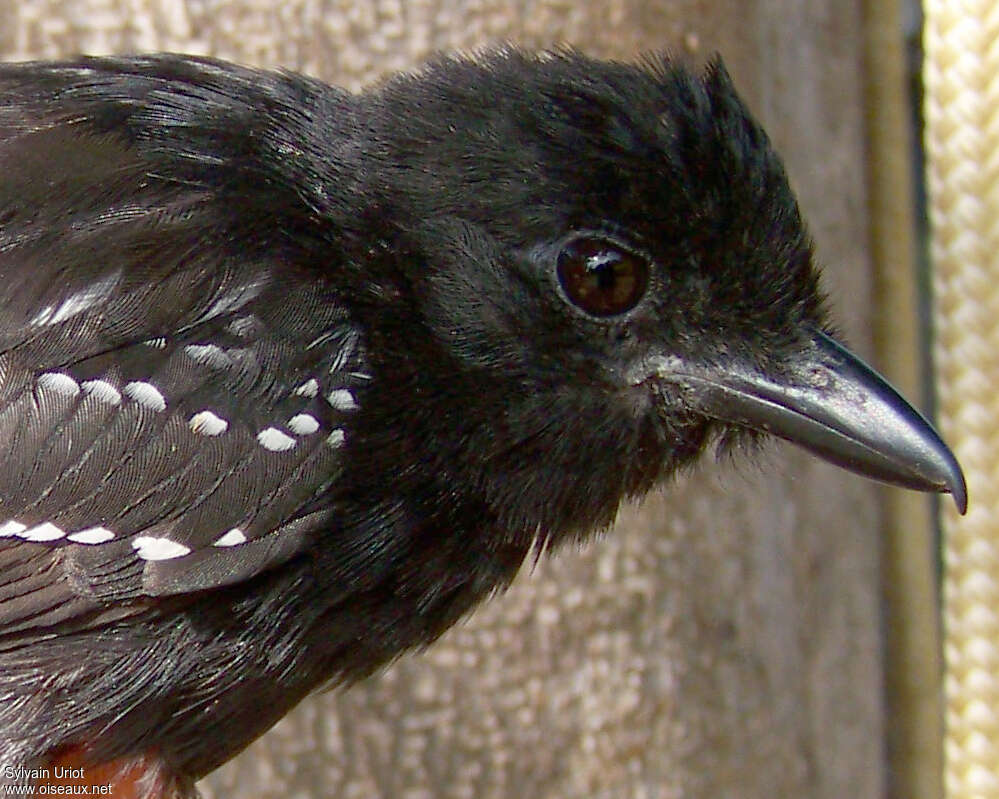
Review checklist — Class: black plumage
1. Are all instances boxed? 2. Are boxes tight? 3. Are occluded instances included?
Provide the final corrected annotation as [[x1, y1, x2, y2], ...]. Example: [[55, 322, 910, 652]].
[[0, 49, 964, 796]]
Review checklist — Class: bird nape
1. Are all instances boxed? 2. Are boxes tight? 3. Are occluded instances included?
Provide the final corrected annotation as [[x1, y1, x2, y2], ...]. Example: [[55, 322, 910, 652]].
[[0, 48, 964, 798]]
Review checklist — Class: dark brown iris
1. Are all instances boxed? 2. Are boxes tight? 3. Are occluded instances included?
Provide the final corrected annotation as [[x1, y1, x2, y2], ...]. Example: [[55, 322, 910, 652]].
[[556, 237, 649, 317]]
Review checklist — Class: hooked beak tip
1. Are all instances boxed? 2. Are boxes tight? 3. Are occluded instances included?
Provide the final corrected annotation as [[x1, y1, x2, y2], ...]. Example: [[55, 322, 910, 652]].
[[944, 458, 968, 515]]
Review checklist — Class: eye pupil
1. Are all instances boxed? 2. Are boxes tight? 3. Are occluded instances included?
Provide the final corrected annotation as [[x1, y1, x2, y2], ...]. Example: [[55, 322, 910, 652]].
[[556, 237, 649, 317]]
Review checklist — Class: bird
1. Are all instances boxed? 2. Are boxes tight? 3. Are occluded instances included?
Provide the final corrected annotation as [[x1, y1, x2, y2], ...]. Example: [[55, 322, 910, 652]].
[[0, 47, 965, 798]]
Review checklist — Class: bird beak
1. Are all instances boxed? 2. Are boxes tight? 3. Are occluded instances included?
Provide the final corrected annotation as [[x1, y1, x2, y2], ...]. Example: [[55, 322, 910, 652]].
[[646, 327, 967, 513]]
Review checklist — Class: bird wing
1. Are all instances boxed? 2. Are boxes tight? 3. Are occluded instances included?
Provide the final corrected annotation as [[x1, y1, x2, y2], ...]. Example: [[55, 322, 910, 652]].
[[0, 63, 363, 636]]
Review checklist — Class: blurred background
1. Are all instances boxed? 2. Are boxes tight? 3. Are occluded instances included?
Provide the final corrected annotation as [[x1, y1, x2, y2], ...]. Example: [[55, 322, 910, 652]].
[[1, 1, 991, 798]]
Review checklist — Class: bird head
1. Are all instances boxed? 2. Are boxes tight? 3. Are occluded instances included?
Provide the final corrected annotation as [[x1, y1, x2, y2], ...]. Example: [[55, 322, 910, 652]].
[[339, 49, 964, 541]]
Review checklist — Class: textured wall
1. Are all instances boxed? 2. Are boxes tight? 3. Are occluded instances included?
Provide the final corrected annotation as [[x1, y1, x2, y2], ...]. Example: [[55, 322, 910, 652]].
[[0, 1, 884, 797]]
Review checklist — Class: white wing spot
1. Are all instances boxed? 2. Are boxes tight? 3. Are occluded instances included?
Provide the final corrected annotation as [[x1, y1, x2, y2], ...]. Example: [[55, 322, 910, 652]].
[[213, 528, 247, 547], [189, 410, 229, 436], [184, 344, 233, 369], [31, 306, 54, 326], [67, 526, 115, 544], [257, 427, 296, 452], [327, 389, 358, 411], [132, 535, 191, 561], [37, 372, 81, 398], [293, 378, 319, 398], [201, 279, 267, 323], [143, 337, 168, 349], [287, 413, 320, 436], [80, 379, 122, 406], [328, 341, 355, 373], [31, 270, 122, 326], [326, 428, 346, 448], [0, 521, 27, 537], [18, 522, 65, 542], [123, 381, 166, 412], [227, 315, 260, 338]]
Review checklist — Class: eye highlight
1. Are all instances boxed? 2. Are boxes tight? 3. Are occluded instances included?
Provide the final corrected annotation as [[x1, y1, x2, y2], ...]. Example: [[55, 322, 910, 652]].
[[556, 236, 649, 317]]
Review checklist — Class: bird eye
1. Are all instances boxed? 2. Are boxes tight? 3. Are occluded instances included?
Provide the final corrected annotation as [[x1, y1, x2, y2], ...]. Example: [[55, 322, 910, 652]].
[[556, 237, 649, 317]]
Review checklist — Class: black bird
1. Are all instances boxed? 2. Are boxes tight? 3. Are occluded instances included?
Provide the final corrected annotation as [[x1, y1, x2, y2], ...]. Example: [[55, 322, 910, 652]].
[[0, 49, 965, 797]]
